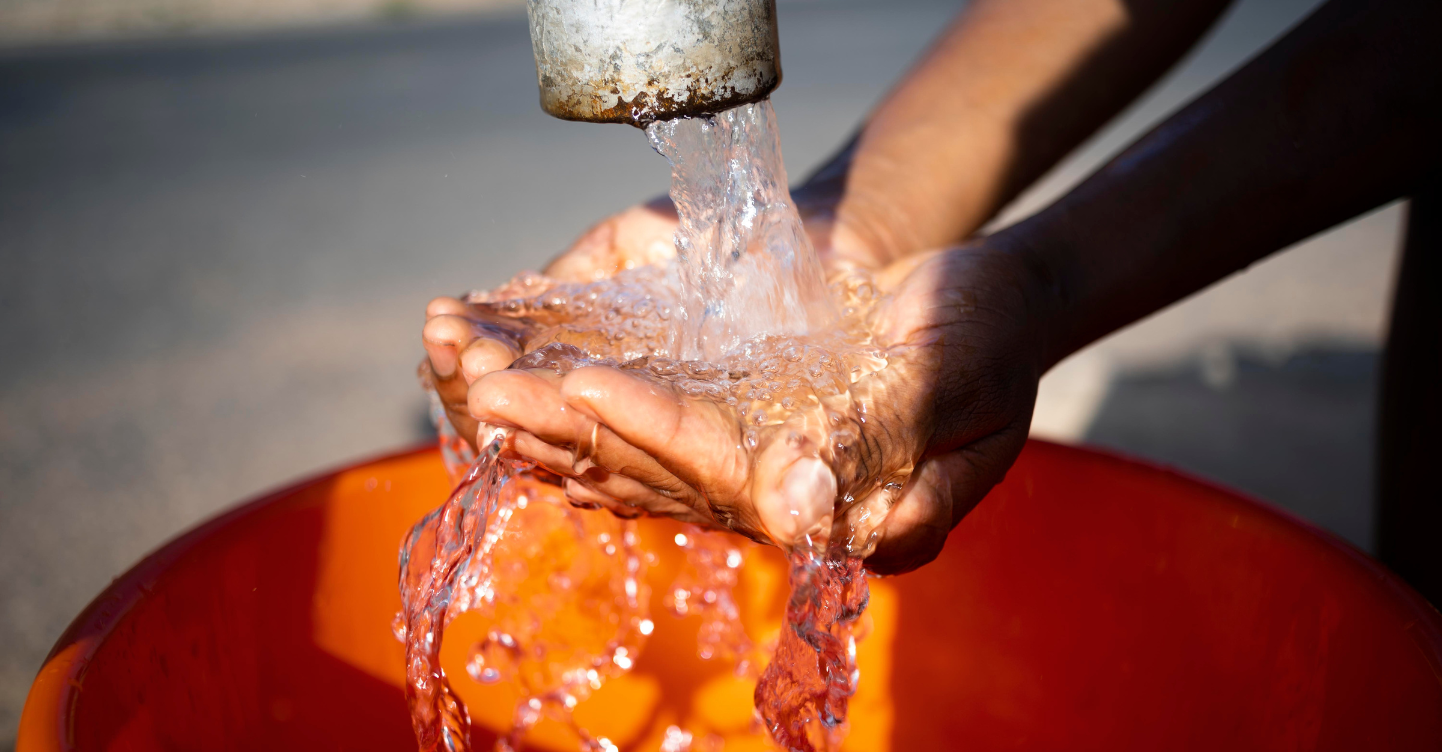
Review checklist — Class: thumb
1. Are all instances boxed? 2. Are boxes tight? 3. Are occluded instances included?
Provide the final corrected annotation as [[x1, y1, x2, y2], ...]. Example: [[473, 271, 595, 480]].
[[863, 426, 1027, 575]]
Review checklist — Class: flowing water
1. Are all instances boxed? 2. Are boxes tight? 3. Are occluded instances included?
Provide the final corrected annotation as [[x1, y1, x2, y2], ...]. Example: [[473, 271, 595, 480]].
[[399, 101, 900, 752]]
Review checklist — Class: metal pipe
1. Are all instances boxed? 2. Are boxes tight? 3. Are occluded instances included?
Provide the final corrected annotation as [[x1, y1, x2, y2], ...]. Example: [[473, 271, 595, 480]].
[[525, 0, 781, 127]]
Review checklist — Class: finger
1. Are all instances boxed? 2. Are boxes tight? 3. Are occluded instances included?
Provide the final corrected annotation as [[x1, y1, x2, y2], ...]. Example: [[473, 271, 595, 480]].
[[483, 367, 705, 517], [546, 215, 619, 282], [423, 313, 484, 381], [458, 336, 521, 385], [426, 296, 473, 320], [572, 471, 705, 523], [865, 425, 1028, 575], [423, 309, 497, 446], [511, 430, 581, 478], [560, 367, 745, 499], [544, 203, 679, 282], [560, 478, 638, 517], [517, 417, 690, 507], [751, 429, 837, 548], [859, 457, 953, 576], [469, 369, 582, 436], [501, 366, 709, 519], [507, 428, 625, 498]]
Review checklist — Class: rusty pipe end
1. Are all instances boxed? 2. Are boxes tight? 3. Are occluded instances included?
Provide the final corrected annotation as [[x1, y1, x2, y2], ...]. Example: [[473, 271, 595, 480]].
[[526, 0, 781, 128]]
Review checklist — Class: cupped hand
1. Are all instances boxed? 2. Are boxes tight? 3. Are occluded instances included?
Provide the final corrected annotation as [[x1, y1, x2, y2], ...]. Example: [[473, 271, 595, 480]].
[[848, 243, 1049, 572], [421, 200, 680, 447], [455, 241, 1052, 574], [421, 192, 887, 459]]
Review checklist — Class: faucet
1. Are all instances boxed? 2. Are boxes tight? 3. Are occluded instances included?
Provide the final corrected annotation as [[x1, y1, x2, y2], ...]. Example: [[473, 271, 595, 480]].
[[525, 0, 781, 127]]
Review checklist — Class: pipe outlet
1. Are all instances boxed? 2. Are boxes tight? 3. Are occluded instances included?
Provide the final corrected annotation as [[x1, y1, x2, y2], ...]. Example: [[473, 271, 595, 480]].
[[525, 0, 781, 127]]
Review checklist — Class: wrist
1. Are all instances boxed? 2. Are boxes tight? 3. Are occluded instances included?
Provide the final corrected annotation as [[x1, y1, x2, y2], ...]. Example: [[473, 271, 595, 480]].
[[985, 220, 1076, 375], [792, 179, 900, 272], [792, 139, 930, 271]]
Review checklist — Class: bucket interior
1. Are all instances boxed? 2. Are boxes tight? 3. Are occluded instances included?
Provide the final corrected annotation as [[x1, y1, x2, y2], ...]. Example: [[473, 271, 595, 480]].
[[20, 440, 1442, 751]]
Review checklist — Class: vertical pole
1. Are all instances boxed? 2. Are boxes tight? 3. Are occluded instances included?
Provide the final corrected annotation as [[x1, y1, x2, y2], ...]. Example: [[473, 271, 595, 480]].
[[1377, 183, 1442, 606]]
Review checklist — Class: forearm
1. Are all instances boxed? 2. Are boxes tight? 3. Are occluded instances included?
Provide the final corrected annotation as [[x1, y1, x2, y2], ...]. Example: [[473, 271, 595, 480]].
[[1010, 0, 1442, 369], [796, 0, 1233, 266]]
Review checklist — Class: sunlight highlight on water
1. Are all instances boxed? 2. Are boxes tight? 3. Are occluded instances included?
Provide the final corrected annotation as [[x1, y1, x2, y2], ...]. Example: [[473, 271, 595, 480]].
[[400, 100, 899, 752]]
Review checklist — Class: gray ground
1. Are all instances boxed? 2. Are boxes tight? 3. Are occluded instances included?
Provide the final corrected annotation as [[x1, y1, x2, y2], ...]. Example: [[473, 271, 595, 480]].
[[0, 0, 1397, 743]]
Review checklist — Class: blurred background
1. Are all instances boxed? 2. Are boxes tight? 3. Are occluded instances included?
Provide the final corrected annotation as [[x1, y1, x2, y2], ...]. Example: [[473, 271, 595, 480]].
[[0, 0, 1398, 744]]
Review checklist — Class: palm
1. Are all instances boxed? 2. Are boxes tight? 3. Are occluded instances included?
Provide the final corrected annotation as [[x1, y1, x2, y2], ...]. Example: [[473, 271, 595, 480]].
[[422, 196, 878, 460], [422, 188, 1043, 572], [853, 245, 1044, 571], [461, 243, 1044, 572], [421, 202, 680, 448], [540, 201, 680, 283]]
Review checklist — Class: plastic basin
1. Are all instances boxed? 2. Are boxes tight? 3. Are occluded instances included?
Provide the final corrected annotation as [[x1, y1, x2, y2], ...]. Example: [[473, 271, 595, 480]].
[[18, 439, 1442, 750]]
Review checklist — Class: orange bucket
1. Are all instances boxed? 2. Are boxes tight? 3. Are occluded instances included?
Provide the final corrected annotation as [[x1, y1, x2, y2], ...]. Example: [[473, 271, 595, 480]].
[[19, 440, 1442, 751]]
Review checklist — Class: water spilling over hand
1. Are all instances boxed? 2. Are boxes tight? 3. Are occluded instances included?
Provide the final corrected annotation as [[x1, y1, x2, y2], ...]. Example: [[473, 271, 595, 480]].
[[445, 240, 1046, 573], [405, 98, 1052, 752], [423, 202, 680, 455], [419, 97, 1049, 572]]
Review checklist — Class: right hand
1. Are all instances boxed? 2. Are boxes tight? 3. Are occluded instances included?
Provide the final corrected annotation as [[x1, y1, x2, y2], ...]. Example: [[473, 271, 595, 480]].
[[421, 200, 681, 446], [443, 240, 1053, 574], [421, 186, 892, 450]]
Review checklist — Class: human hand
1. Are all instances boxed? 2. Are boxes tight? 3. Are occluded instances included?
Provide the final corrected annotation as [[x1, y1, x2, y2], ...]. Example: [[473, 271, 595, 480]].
[[420, 187, 892, 454], [421, 199, 681, 448], [462, 241, 1051, 573]]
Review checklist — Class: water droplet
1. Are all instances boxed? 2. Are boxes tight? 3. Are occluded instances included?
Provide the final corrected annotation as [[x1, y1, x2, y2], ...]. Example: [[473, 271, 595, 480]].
[[402, 101, 888, 752]]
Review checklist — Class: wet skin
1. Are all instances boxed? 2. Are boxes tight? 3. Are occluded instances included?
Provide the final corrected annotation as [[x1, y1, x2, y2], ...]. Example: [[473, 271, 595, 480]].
[[424, 0, 1441, 572], [422, 198, 1049, 574], [415, 0, 1250, 572]]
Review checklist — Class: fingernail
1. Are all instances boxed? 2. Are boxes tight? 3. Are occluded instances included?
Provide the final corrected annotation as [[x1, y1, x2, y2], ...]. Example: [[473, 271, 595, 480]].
[[459, 348, 485, 384], [476, 422, 511, 450], [459, 338, 519, 385], [424, 342, 457, 379], [759, 457, 837, 548]]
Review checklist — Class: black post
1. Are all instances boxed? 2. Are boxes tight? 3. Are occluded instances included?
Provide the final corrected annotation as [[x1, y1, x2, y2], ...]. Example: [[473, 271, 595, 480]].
[[1377, 184, 1442, 606]]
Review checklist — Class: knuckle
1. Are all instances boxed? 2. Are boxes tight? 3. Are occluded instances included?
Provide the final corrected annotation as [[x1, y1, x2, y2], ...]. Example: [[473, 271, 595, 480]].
[[422, 314, 474, 345], [467, 372, 520, 417], [425, 296, 465, 319]]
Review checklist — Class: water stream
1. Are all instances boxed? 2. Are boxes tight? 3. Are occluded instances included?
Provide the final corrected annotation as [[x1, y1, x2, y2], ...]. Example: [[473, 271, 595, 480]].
[[399, 100, 897, 752]]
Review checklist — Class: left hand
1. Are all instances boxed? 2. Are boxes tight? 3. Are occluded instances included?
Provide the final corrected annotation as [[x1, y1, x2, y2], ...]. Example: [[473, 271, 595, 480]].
[[465, 241, 1053, 573]]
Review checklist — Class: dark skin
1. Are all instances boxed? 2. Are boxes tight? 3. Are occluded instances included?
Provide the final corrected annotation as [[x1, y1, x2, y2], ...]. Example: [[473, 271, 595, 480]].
[[1026, 0, 1441, 366], [424, 0, 1441, 573]]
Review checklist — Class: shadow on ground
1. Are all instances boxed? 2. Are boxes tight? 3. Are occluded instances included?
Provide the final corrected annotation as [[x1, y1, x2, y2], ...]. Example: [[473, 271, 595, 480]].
[[1084, 342, 1378, 552]]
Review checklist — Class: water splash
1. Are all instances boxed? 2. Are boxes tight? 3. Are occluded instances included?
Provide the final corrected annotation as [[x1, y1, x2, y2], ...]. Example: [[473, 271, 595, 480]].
[[398, 438, 514, 752], [756, 544, 870, 752], [669, 526, 754, 671], [401, 100, 899, 752], [646, 100, 835, 361], [398, 438, 649, 752]]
